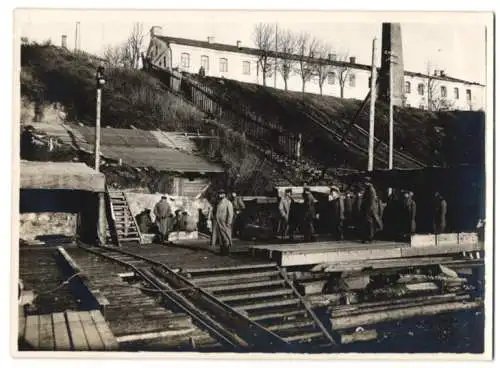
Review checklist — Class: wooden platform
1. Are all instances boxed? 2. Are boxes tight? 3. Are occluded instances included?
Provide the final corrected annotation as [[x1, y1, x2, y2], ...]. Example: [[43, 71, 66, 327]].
[[250, 240, 484, 267], [19, 310, 118, 351]]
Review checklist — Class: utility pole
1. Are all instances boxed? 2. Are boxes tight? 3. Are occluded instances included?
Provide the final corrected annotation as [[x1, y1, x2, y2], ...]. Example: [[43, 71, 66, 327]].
[[274, 23, 278, 88], [74, 21, 80, 52], [368, 38, 377, 172], [95, 66, 106, 171]]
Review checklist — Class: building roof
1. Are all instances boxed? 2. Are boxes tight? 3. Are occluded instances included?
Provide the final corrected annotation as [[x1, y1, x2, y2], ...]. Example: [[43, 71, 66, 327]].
[[25, 123, 224, 174], [156, 35, 483, 87], [20, 160, 105, 192]]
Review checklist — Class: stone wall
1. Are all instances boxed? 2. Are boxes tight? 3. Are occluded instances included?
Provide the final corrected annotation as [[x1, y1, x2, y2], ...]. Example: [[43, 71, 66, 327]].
[[19, 212, 77, 242]]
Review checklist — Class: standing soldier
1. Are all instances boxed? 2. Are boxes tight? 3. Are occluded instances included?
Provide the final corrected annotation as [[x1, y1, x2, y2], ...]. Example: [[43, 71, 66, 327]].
[[360, 179, 382, 243], [343, 191, 355, 239], [153, 196, 173, 243], [328, 187, 345, 240], [302, 188, 317, 242], [211, 190, 234, 255], [278, 188, 294, 241], [433, 192, 447, 234], [403, 191, 417, 238], [230, 191, 246, 238]]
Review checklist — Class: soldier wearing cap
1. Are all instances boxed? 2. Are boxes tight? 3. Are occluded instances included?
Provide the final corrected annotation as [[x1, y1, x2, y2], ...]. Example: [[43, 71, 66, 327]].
[[302, 187, 317, 242], [328, 186, 345, 240], [278, 188, 294, 241], [211, 189, 234, 255]]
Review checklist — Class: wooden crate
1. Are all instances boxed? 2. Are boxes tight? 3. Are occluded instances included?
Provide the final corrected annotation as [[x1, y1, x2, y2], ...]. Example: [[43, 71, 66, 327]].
[[436, 233, 459, 246], [410, 234, 437, 247], [458, 232, 479, 245]]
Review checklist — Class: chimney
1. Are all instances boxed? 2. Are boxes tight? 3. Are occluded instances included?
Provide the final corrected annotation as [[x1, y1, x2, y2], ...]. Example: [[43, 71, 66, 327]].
[[207, 36, 214, 44], [236, 40, 242, 48], [328, 53, 337, 61], [309, 51, 315, 58], [349, 56, 356, 64], [440, 70, 446, 77], [150, 26, 162, 38], [434, 69, 439, 76], [61, 34, 67, 49]]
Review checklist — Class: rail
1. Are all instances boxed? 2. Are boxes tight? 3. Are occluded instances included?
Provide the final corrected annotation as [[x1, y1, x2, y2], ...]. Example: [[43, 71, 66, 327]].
[[79, 244, 298, 352]]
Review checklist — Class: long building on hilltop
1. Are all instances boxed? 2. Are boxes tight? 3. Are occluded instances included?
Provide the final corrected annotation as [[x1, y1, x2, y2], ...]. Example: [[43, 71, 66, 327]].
[[146, 26, 485, 112]]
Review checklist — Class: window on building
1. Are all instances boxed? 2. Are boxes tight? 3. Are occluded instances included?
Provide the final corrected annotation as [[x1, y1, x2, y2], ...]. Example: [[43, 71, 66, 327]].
[[201, 55, 209, 72], [466, 89, 472, 101], [418, 83, 425, 96], [348, 73, 356, 87], [219, 58, 228, 72], [328, 72, 336, 85], [441, 86, 447, 98], [454, 87, 459, 99], [405, 81, 411, 94], [242, 61, 251, 75], [180, 53, 190, 69]]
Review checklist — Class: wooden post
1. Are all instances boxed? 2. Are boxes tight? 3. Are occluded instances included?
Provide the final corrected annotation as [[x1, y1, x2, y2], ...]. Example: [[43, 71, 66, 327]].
[[368, 38, 377, 171], [97, 192, 107, 246]]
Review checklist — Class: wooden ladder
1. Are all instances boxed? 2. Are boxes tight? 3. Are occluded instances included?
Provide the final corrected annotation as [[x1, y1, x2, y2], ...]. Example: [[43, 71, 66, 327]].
[[106, 190, 142, 245]]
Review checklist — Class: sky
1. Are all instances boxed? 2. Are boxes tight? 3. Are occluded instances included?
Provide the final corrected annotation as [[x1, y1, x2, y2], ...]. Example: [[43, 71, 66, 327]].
[[16, 9, 489, 84]]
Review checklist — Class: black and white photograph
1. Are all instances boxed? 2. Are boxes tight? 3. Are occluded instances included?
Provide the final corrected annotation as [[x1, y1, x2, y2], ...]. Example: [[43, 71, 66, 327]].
[[11, 9, 493, 358]]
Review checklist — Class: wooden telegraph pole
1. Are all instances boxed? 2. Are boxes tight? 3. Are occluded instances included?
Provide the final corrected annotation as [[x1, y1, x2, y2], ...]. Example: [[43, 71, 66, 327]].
[[368, 38, 377, 171], [95, 66, 105, 171], [95, 66, 106, 246]]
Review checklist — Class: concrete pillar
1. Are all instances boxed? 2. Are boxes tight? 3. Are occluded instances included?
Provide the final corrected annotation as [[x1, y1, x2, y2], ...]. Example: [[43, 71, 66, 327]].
[[379, 23, 405, 106]]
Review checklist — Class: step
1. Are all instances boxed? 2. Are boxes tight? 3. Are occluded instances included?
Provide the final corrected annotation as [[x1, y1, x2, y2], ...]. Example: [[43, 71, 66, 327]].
[[283, 331, 324, 343], [250, 309, 307, 322], [267, 319, 315, 332], [218, 289, 293, 303], [184, 263, 277, 275], [190, 270, 280, 285], [205, 279, 286, 293], [236, 298, 300, 312]]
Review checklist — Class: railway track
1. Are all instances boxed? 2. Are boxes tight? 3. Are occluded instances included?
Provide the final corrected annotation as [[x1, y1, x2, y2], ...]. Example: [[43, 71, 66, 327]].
[[78, 244, 337, 353]]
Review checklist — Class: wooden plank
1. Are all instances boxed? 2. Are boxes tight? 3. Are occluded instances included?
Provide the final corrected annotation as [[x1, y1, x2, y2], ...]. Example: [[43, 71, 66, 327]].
[[18, 305, 26, 340], [458, 232, 479, 245], [78, 311, 105, 351], [89, 310, 118, 350], [402, 242, 483, 257], [410, 234, 436, 247], [65, 311, 89, 351], [279, 247, 403, 267], [251, 241, 404, 253], [57, 246, 84, 276], [38, 314, 55, 350], [24, 315, 39, 349], [437, 233, 459, 246], [52, 312, 71, 351]]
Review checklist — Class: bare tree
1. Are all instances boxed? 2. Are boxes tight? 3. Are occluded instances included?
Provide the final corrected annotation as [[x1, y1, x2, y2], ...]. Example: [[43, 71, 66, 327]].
[[426, 67, 455, 111], [294, 32, 318, 93], [125, 22, 146, 69], [103, 43, 126, 67], [276, 28, 297, 91], [253, 23, 276, 86], [313, 42, 335, 95], [332, 53, 354, 99]]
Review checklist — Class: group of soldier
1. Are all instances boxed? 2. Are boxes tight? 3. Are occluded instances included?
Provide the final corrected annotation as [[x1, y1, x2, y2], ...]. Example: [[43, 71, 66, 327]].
[[277, 178, 448, 244], [149, 179, 449, 255]]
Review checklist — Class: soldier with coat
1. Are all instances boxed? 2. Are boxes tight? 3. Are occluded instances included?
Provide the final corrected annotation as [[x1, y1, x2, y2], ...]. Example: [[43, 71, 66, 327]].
[[403, 191, 417, 237], [328, 186, 345, 240], [211, 190, 234, 255], [277, 188, 294, 241], [433, 192, 447, 234], [360, 179, 383, 243], [302, 188, 317, 242], [153, 196, 173, 243]]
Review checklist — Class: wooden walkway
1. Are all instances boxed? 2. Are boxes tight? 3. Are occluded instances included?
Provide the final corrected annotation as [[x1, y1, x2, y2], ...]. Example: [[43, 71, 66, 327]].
[[19, 310, 118, 351], [250, 239, 484, 267]]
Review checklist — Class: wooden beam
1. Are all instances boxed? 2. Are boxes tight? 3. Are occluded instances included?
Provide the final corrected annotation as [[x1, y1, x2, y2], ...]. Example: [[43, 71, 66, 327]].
[[38, 314, 55, 350], [52, 312, 71, 351]]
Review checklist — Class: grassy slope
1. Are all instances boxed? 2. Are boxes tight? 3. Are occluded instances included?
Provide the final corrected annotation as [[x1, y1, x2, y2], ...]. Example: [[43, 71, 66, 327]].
[[191, 75, 485, 168], [20, 44, 294, 194]]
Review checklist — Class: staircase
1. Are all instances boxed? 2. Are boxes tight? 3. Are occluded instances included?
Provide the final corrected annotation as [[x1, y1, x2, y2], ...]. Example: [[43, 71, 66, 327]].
[[182, 263, 336, 350], [107, 190, 142, 245]]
